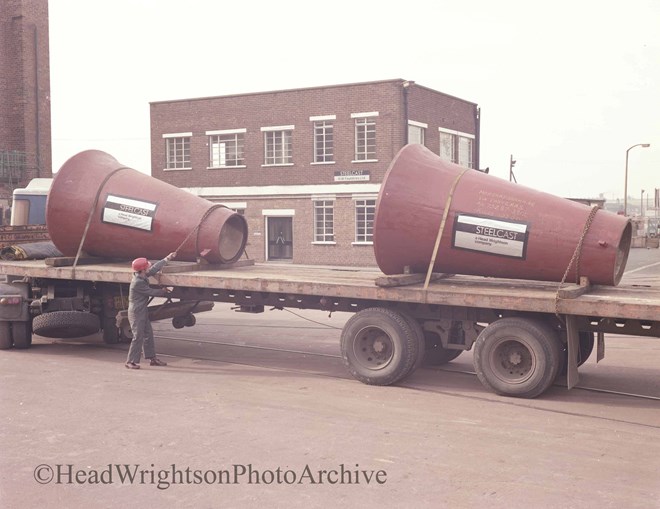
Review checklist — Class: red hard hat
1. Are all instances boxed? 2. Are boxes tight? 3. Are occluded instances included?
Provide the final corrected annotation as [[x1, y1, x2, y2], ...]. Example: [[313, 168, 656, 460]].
[[131, 257, 150, 272]]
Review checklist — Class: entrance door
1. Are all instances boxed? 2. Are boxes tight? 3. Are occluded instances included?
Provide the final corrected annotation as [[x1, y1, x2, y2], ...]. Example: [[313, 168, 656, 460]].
[[267, 217, 293, 261]]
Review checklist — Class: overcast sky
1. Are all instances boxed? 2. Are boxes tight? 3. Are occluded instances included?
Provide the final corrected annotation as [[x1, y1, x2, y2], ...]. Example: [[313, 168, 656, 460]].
[[48, 0, 659, 205]]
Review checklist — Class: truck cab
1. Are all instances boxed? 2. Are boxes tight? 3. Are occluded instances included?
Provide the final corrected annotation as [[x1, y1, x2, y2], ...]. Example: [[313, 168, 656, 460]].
[[10, 178, 52, 226]]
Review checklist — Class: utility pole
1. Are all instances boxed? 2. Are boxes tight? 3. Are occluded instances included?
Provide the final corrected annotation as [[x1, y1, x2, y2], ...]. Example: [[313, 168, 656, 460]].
[[641, 189, 645, 217], [509, 154, 517, 183]]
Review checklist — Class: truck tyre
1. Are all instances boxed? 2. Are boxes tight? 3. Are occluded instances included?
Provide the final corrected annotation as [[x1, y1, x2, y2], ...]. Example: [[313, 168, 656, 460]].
[[423, 331, 463, 366], [0, 322, 12, 349], [32, 311, 100, 338], [11, 321, 32, 349], [172, 315, 186, 329], [398, 312, 425, 380], [184, 313, 196, 327], [473, 317, 561, 398], [340, 307, 420, 386]]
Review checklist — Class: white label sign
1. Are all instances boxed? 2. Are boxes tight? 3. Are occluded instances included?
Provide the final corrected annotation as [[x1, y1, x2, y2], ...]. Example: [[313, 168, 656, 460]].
[[102, 195, 157, 232], [453, 214, 528, 259], [334, 170, 370, 182]]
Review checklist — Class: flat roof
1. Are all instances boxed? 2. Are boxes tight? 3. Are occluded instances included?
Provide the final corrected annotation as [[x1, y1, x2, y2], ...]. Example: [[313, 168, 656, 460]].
[[149, 79, 478, 108]]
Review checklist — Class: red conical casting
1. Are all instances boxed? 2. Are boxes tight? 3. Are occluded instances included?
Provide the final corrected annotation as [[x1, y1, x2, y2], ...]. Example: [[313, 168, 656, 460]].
[[46, 150, 248, 264], [373, 144, 631, 285]]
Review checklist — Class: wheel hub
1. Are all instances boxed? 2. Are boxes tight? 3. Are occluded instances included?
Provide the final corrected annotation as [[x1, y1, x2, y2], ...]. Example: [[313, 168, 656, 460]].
[[354, 328, 394, 370], [507, 350, 523, 366], [490, 339, 535, 383], [372, 338, 386, 354]]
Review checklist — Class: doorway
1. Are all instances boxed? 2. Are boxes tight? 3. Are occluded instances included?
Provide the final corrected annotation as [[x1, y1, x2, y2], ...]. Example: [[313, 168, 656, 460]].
[[267, 216, 293, 261]]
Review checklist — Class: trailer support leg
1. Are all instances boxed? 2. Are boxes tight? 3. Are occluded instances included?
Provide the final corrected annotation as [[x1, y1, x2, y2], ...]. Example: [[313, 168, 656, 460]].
[[596, 331, 605, 363], [565, 315, 580, 389]]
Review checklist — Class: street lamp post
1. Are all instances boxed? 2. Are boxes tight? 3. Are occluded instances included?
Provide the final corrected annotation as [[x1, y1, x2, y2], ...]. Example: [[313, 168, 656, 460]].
[[624, 143, 651, 216]]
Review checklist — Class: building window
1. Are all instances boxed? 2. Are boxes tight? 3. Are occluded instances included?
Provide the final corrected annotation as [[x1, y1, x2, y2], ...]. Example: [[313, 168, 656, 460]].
[[164, 135, 191, 169], [354, 198, 376, 243], [439, 128, 474, 169], [218, 202, 246, 215], [262, 126, 293, 166], [458, 136, 473, 168], [408, 120, 427, 145], [313, 120, 334, 163], [208, 130, 245, 168], [313, 200, 334, 242], [352, 113, 378, 161], [439, 132, 455, 163]]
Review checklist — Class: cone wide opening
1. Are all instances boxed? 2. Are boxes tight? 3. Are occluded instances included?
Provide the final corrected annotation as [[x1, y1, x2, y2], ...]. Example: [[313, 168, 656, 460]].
[[218, 214, 248, 263], [612, 221, 632, 286]]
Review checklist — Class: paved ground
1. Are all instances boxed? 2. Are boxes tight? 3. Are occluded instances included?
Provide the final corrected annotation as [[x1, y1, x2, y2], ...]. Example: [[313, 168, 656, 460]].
[[1, 248, 659, 508]]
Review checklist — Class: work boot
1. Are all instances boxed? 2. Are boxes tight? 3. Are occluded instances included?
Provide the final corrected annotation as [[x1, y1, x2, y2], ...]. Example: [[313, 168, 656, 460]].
[[149, 357, 167, 367], [125, 362, 140, 370]]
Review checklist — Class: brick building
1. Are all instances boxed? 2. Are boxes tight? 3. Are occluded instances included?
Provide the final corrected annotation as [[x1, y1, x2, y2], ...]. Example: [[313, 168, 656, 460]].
[[0, 0, 52, 221], [150, 80, 479, 266]]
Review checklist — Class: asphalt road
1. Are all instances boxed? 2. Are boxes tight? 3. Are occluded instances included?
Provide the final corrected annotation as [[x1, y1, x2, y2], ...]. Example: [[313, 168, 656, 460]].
[[1, 247, 659, 508]]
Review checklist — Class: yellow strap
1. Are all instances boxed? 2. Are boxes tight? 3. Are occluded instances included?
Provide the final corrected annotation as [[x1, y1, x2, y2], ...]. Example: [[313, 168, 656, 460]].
[[424, 168, 469, 289]]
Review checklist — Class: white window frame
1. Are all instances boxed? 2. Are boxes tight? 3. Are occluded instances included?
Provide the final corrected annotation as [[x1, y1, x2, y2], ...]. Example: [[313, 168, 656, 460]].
[[312, 195, 335, 244], [206, 128, 246, 169], [352, 112, 378, 162], [311, 115, 336, 164], [163, 132, 192, 170], [353, 194, 377, 244], [438, 127, 475, 168], [407, 120, 427, 146], [458, 136, 474, 169], [262, 125, 294, 166], [217, 201, 246, 214]]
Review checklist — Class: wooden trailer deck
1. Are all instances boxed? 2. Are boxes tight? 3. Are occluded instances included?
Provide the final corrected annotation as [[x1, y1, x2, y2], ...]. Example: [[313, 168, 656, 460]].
[[1, 259, 659, 325]]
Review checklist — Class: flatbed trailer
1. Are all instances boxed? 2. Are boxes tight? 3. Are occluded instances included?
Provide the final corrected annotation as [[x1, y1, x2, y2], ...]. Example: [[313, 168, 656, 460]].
[[0, 258, 659, 398]]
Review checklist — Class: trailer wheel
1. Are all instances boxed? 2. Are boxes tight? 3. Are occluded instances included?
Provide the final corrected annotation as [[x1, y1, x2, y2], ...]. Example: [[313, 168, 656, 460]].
[[340, 307, 420, 386], [184, 313, 196, 327], [473, 317, 561, 398], [172, 315, 186, 329], [11, 321, 32, 349], [0, 321, 12, 349], [32, 311, 100, 338], [423, 331, 463, 366]]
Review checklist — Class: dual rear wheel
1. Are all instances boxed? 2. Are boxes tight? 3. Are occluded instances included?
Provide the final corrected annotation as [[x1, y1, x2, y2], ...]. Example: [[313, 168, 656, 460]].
[[340, 307, 421, 386], [340, 308, 464, 386], [473, 317, 562, 399], [341, 309, 580, 398]]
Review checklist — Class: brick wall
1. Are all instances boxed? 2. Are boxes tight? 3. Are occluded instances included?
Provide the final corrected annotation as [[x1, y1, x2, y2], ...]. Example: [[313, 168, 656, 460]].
[[407, 84, 478, 159], [150, 80, 410, 188], [0, 0, 52, 207], [240, 196, 378, 267], [150, 80, 478, 267]]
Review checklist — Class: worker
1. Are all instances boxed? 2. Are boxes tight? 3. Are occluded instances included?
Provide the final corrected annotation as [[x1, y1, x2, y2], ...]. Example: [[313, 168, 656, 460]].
[[125, 252, 177, 369]]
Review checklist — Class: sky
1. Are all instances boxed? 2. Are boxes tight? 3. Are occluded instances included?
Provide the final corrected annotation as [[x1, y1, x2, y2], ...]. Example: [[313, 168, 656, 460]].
[[47, 0, 660, 206]]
